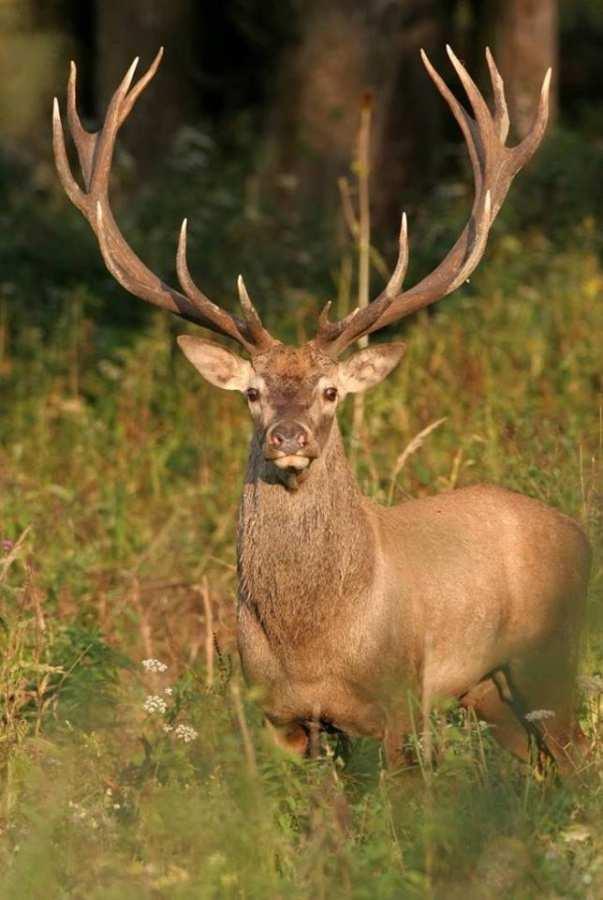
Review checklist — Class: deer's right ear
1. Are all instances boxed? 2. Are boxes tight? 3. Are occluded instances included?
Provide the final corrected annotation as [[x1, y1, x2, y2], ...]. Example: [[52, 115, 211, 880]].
[[177, 336, 252, 391]]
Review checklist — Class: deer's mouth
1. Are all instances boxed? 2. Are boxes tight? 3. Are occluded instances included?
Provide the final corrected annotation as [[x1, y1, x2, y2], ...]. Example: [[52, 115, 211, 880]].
[[272, 454, 311, 471], [263, 449, 318, 490]]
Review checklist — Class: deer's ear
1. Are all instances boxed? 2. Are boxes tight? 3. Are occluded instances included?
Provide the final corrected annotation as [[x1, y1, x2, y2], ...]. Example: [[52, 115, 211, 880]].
[[177, 336, 252, 391], [339, 342, 406, 394]]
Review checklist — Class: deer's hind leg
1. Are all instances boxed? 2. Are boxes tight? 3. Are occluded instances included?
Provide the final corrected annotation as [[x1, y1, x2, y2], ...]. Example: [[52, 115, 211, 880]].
[[505, 640, 589, 774], [460, 676, 533, 763]]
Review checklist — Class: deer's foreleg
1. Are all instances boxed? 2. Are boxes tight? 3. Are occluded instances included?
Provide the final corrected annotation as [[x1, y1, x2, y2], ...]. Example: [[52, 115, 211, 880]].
[[383, 721, 417, 771]]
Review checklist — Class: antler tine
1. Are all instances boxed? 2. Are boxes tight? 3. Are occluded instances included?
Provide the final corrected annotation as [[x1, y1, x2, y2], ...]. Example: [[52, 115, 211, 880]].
[[88, 56, 140, 197], [313, 293, 394, 358], [53, 97, 85, 209], [513, 68, 551, 170], [383, 211, 409, 299], [175, 218, 255, 349], [237, 275, 276, 351], [314, 301, 348, 342], [313, 211, 405, 355], [119, 47, 164, 125], [485, 46, 510, 143], [66, 62, 95, 189], [445, 45, 496, 151], [54, 51, 276, 353]]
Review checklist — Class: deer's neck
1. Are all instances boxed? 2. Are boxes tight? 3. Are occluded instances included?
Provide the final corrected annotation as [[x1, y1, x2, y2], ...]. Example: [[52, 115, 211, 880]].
[[237, 423, 376, 647]]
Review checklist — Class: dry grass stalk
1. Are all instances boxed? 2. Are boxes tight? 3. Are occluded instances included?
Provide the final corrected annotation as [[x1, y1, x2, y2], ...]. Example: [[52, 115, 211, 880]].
[[130, 576, 154, 663], [0, 525, 31, 583], [347, 93, 373, 461], [421, 636, 434, 897], [387, 418, 447, 502], [357, 91, 372, 340], [230, 681, 257, 776], [200, 577, 214, 690], [337, 177, 388, 280]]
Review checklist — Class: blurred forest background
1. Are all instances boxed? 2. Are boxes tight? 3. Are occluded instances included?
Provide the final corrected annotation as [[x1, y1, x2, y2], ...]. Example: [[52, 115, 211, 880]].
[[1, 2, 603, 897]]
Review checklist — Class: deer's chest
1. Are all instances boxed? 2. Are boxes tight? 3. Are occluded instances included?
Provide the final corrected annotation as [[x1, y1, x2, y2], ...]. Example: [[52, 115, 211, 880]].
[[236, 591, 402, 739]]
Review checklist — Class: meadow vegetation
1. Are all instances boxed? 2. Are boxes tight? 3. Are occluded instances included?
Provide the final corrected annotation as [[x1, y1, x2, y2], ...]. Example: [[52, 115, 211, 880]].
[[0, 125, 602, 897]]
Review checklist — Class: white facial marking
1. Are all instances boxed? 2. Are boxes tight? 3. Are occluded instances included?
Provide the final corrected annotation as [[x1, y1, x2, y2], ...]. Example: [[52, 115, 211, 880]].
[[273, 456, 310, 470]]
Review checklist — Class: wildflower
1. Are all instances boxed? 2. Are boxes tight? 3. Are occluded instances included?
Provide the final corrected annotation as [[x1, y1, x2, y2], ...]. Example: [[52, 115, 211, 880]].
[[524, 709, 555, 722], [143, 694, 167, 714], [142, 658, 167, 673], [162, 724, 174, 734], [174, 724, 198, 743], [164, 687, 173, 696], [1, 539, 14, 553]]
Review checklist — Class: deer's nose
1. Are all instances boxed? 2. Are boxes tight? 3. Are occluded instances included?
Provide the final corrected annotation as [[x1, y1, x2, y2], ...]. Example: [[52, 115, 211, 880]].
[[267, 420, 309, 454]]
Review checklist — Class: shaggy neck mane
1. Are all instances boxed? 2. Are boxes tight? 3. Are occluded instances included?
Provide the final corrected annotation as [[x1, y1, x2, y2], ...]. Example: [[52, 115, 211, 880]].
[[237, 422, 376, 648]]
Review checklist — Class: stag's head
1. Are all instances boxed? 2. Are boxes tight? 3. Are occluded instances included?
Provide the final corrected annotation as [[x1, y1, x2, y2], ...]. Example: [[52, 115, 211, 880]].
[[53, 45, 550, 488], [178, 329, 405, 487]]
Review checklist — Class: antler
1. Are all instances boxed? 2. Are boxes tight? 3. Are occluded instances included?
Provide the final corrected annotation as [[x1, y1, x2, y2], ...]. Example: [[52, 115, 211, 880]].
[[313, 46, 550, 357], [52, 49, 276, 355]]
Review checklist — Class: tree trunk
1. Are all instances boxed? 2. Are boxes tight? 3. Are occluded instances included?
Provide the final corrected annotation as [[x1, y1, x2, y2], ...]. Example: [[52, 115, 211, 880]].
[[96, 1, 196, 172], [491, 0, 558, 138], [261, 0, 447, 231]]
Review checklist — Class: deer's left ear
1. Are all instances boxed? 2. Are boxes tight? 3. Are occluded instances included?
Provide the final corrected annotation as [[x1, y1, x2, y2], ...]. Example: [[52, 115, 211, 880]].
[[339, 342, 406, 394], [177, 336, 252, 391]]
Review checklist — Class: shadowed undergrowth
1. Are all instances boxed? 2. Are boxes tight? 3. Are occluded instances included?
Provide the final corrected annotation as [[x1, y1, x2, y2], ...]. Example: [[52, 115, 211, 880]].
[[0, 133, 602, 896]]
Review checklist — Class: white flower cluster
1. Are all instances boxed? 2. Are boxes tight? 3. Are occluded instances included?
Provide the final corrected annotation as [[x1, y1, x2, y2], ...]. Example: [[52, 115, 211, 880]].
[[143, 694, 168, 714], [142, 658, 168, 673], [162, 723, 198, 742], [524, 709, 555, 722], [174, 724, 198, 743]]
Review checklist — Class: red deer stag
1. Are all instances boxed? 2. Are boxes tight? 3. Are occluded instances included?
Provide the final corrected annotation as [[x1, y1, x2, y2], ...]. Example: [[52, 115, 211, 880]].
[[53, 47, 590, 771]]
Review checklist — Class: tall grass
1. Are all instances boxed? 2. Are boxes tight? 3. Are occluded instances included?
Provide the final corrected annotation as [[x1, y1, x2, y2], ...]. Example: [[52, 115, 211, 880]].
[[0, 129, 602, 897]]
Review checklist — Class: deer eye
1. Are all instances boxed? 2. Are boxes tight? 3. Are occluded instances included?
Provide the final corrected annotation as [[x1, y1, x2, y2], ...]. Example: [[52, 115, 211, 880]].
[[323, 387, 338, 402], [246, 387, 260, 402]]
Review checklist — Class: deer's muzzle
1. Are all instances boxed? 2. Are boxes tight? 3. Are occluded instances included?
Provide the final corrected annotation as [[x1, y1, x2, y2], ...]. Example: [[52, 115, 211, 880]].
[[264, 420, 319, 470]]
